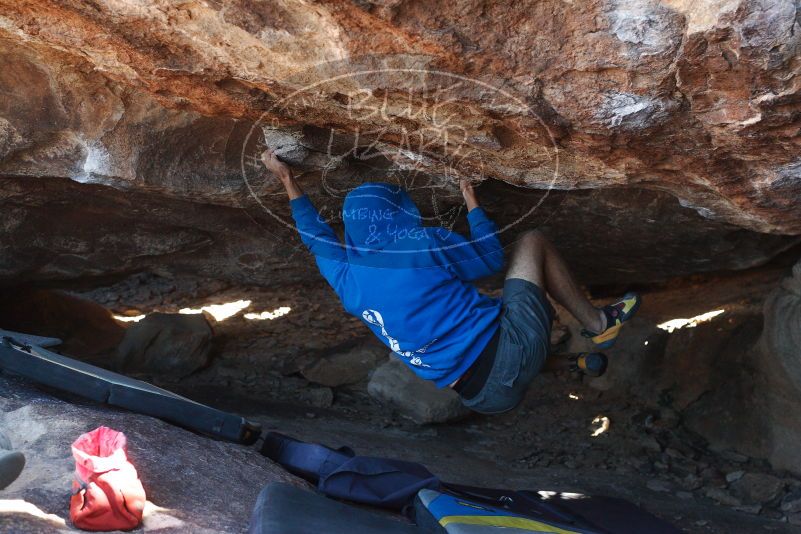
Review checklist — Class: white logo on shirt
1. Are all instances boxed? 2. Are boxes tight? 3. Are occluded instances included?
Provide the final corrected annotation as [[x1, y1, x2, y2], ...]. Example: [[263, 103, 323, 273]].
[[362, 309, 435, 367]]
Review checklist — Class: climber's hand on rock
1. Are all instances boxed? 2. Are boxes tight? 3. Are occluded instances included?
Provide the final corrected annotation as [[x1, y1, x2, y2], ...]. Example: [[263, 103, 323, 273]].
[[261, 148, 303, 200], [260, 149, 291, 181], [460, 178, 479, 212]]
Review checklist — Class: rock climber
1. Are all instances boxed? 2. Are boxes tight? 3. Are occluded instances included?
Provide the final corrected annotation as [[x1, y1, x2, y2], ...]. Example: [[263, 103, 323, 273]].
[[261, 149, 640, 414]]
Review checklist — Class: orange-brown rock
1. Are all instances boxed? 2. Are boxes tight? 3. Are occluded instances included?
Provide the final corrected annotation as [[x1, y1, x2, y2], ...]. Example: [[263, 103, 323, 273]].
[[0, 0, 799, 285]]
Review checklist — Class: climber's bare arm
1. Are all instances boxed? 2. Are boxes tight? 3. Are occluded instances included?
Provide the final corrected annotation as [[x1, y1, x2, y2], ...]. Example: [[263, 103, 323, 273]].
[[460, 178, 479, 212], [261, 149, 303, 200]]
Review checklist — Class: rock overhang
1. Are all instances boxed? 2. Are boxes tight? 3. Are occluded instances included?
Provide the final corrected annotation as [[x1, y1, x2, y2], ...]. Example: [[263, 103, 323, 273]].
[[0, 0, 799, 286]]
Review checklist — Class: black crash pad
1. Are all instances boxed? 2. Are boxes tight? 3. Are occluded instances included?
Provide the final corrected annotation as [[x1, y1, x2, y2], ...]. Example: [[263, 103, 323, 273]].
[[0, 329, 61, 348], [0, 336, 260, 444], [249, 482, 420, 534]]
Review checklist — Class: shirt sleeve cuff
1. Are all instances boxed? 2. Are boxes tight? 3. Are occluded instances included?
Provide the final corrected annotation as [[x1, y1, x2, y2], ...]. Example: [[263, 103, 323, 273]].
[[290, 194, 314, 214], [466, 207, 490, 226]]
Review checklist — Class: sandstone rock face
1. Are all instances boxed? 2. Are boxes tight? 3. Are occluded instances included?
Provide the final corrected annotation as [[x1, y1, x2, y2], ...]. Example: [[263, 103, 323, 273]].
[[755, 258, 801, 474], [3, 175, 796, 288], [0, 374, 304, 533], [0, 289, 125, 362], [0, 0, 799, 286]]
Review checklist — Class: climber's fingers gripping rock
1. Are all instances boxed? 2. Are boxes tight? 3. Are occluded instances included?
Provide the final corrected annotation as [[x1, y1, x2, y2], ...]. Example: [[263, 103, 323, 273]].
[[260, 148, 291, 181]]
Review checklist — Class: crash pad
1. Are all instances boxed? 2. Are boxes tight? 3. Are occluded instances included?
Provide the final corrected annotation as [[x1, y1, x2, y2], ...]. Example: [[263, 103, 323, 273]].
[[0, 329, 61, 348], [0, 336, 260, 444], [249, 482, 420, 534]]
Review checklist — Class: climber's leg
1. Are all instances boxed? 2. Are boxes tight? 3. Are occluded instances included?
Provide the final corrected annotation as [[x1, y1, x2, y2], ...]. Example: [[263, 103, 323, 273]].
[[505, 229, 605, 333], [506, 229, 642, 349]]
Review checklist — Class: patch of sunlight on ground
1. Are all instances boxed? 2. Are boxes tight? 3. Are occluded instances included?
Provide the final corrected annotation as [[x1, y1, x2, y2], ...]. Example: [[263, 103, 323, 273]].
[[657, 309, 725, 333], [114, 314, 146, 323], [244, 306, 292, 321], [142, 500, 184, 531], [591, 415, 610, 437], [539, 491, 588, 501], [179, 299, 252, 321], [0, 499, 66, 527]]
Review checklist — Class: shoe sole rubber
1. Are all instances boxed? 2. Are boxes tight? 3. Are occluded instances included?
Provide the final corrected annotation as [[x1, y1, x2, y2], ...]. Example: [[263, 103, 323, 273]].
[[592, 293, 642, 349]]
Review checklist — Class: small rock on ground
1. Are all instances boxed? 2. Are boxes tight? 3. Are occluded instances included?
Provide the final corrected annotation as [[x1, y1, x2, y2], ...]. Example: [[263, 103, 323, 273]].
[[730, 472, 785, 504], [647, 479, 671, 493], [726, 470, 745, 483], [733, 504, 762, 515], [298, 387, 334, 408], [301, 343, 383, 387], [705, 487, 742, 507], [719, 450, 749, 464], [780, 489, 801, 513]]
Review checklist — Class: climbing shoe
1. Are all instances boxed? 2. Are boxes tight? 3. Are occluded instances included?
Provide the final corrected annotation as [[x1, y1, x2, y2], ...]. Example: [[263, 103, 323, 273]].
[[582, 292, 641, 349], [569, 352, 608, 377]]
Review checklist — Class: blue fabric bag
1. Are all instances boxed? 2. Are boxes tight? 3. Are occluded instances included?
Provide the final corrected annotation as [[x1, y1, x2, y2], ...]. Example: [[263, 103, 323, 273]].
[[260, 433, 681, 533], [260, 431, 355, 482], [322, 456, 440, 510], [260, 432, 440, 509]]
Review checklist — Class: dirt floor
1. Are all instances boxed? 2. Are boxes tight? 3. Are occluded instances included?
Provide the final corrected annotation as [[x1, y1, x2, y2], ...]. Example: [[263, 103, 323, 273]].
[[54, 266, 801, 533]]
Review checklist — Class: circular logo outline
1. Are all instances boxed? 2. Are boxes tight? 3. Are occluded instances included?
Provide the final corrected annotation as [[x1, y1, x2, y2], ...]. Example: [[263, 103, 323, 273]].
[[239, 66, 560, 255]]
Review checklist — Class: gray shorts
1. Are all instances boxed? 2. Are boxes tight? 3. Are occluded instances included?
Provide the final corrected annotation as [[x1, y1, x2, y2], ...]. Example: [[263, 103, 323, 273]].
[[460, 278, 553, 414]]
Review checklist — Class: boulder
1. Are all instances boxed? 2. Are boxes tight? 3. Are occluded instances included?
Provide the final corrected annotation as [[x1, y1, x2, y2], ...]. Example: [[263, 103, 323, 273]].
[[730, 473, 785, 505], [114, 313, 213, 378], [757, 259, 801, 475], [301, 343, 384, 388], [1, 1, 801, 288], [367, 357, 470, 425], [0, 374, 304, 533], [0, 289, 125, 361]]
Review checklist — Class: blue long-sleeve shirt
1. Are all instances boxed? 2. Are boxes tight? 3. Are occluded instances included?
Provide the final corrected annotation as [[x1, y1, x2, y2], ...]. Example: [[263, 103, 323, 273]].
[[290, 182, 504, 387]]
